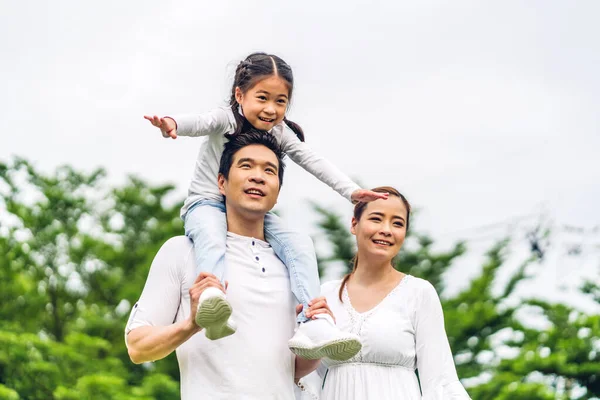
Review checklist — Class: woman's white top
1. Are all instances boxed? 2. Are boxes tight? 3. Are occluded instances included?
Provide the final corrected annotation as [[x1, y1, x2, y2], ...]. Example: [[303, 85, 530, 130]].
[[298, 276, 471, 400]]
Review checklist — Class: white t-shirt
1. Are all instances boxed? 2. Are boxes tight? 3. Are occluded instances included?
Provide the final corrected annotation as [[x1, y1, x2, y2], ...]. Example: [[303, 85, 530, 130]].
[[173, 107, 360, 217], [126, 234, 297, 400]]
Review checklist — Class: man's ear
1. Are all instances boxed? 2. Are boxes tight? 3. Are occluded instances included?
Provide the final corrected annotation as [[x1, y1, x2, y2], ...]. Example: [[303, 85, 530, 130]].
[[235, 87, 243, 105], [350, 217, 358, 235], [218, 173, 227, 196]]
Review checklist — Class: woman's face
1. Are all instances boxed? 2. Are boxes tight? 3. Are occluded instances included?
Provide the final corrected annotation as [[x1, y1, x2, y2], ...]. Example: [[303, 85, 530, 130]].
[[351, 196, 408, 262]]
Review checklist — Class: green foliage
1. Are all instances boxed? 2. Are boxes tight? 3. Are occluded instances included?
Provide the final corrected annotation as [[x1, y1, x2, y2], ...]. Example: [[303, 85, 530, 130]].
[[0, 384, 20, 400], [0, 157, 181, 399]]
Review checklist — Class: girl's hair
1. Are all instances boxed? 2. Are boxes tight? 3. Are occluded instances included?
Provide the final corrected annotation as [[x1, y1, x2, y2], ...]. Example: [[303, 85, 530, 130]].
[[228, 52, 305, 142], [338, 186, 411, 302]]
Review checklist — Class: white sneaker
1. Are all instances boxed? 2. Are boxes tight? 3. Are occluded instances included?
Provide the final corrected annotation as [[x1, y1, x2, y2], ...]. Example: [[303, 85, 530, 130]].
[[195, 287, 236, 340], [288, 314, 361, 361]]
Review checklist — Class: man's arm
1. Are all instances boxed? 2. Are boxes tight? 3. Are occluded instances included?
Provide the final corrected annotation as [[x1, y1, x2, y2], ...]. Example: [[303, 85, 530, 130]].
[[127, 271, 225, 363], [294, 357, 321, 381], [127, 319, 200, 364], [291, 297, 335, 381], [124, 237, 224, 363]]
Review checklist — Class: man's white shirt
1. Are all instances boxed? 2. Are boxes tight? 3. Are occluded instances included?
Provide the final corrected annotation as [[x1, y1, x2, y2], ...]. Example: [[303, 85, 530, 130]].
[[126, 233, 297, 400]]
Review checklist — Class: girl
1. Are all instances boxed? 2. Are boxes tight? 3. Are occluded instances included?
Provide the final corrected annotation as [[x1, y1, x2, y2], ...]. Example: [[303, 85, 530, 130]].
[[297, 187, 471, 399], [145, 52, 386, 361]]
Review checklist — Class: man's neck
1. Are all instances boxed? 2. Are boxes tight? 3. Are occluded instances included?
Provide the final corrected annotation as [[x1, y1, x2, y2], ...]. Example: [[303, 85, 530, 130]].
[[226, 210, 266, 240]]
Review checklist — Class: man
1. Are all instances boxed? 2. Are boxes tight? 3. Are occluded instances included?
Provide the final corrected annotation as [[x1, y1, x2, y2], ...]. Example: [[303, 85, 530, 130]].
[[125, 130, 358, 399]]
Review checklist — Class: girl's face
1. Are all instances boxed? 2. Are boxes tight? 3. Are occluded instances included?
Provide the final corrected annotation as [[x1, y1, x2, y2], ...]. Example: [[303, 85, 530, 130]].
[[235, 75, 290, 131], [351, 196, 408, 263]]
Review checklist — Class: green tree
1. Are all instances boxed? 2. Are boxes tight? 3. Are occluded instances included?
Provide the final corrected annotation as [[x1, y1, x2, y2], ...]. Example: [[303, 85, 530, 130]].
[[0, 158, 182, 399]]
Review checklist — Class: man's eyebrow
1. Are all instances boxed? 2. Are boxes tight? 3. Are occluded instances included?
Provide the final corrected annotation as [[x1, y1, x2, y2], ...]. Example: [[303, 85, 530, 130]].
[[237, 157, 279, 171], [236, 157, 254, 165]]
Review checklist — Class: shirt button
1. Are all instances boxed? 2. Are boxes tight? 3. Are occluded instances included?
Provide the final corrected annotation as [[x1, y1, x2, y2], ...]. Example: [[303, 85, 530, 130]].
[[252, 240, 255, 246], [255, 256, 259, 261], [262, 268, 266, 272]]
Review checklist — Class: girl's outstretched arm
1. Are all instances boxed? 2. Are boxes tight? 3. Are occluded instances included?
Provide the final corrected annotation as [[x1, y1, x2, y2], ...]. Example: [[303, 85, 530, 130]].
[[350, 189, 389, 204], [144, 115, 178, 139], [279, 125, 389, 204]]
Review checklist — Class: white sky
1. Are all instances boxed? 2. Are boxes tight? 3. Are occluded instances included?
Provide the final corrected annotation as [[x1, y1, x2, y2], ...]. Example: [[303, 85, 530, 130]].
[[1, 1, 599, 306]]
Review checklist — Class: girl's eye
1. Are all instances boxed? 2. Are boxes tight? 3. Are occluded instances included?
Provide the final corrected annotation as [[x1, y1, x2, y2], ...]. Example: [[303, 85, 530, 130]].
[[277, 99, 287, 104], [370, 217, 381, 222], [257, 96, 267, 101], [241, 163, 251, 169], [265, 168, 276, 174], [394, 222, 405, 228]]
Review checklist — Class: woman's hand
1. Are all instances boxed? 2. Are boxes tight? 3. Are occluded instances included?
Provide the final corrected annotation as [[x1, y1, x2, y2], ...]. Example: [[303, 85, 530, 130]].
[[351, 189, 388, 204], [144, 115, 178, 139]]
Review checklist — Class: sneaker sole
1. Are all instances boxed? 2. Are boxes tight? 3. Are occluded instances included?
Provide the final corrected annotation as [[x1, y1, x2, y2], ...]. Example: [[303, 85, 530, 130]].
[[289, 338, 362, 361], [204, 322, 236, 341], [195, 297, 235, 340]]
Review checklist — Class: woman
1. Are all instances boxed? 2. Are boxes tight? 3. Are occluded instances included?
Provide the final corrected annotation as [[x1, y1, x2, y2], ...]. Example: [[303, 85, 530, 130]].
[[298, 186, 470, 399]]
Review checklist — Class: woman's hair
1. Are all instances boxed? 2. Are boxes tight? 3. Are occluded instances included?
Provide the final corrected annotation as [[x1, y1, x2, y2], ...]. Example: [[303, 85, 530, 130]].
[[338, 186, 411, 302], [228, 52, 305, 142]]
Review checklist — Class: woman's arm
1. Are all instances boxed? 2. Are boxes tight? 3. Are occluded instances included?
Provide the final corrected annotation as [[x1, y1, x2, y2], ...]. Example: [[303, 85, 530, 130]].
[[415, 281, 471, 399]]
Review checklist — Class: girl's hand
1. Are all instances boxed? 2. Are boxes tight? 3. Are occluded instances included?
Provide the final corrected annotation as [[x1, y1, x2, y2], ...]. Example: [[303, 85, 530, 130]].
[[296, 296, 335, 322], [351, 189, 389, 204], [144, 115, 178, 139]]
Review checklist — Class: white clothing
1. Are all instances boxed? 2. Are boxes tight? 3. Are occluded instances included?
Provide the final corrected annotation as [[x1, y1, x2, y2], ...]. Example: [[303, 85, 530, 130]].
[[125, 234, 297, 400], [298, 276, 471, 400], [173, 107, 360, 217]]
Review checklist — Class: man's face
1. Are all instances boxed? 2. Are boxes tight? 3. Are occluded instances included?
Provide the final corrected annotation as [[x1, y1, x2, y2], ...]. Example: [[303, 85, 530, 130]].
[[218, 144, 280, 219]]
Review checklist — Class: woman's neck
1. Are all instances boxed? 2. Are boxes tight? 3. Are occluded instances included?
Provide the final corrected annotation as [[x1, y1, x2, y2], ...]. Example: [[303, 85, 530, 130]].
[[352, 257, 398, 286]]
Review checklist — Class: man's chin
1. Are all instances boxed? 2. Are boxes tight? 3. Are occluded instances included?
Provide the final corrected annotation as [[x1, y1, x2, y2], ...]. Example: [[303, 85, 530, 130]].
[[239, 204, 272, 217]]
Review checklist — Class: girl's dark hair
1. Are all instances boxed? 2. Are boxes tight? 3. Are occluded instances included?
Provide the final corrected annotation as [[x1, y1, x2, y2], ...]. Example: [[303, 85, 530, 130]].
[[339, 186, 411, 302], [228, 52, 305, 142]]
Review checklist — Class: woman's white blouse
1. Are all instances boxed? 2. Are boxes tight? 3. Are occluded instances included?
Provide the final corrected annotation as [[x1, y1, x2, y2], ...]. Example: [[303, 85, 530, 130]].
[[298, 275, 471, 400]]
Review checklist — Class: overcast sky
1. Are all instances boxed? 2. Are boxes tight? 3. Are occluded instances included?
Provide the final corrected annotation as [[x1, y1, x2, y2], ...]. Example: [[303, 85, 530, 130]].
[[1, 1, 599, 307]]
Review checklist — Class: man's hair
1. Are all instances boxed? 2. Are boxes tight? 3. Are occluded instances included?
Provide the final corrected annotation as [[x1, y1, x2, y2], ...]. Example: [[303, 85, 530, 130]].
[[219, 129, 286, 187]]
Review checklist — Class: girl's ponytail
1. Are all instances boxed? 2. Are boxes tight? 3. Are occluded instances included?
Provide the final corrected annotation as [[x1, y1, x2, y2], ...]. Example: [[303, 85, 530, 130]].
[[283, 117, 305, 142]]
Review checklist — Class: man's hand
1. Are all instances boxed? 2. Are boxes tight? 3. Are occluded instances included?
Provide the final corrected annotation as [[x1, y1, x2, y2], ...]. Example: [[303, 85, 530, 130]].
[[144, 115, 178, 139], [296, 296, 335, 322], [294, 296, 336, 380], [189, 272, 228, 328], [350, 189, 388, 204]]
